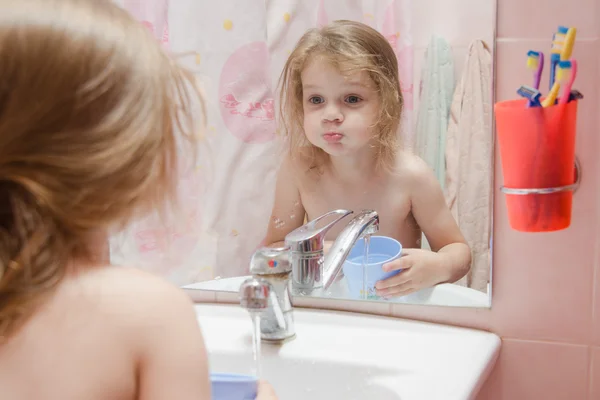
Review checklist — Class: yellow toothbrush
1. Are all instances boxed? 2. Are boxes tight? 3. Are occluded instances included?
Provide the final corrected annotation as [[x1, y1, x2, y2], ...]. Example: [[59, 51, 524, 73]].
[[560, 28, 576, 60], [542, 82, 560, 107], [548, 26, 576, 90], [542, 60, 572, 107]]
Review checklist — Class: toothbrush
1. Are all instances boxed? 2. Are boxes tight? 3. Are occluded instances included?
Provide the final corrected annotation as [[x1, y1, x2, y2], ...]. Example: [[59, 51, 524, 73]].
[[558, 60, 577, 105], [517, 85, 542, 107], [560, 27, 577, 60], [549, 26, 569, 90], [542, 82, 561, 107], [527, 50, 544, 90], [542, 61, 571, 107]]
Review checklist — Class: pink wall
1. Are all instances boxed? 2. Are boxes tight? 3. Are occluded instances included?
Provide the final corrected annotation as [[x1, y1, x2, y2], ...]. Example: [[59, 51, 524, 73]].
[[401, 0, 600, 397], [192, 0, 600, 398], [477, 1, 600, 397], [393, 1, 600, 398]]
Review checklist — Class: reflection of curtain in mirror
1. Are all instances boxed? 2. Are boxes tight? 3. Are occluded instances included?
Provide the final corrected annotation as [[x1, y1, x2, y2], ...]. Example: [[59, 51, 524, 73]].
[[414, 36, 454, 188], [110, 0, 413, 285], [444, 40, 492, 293], [121, 0, 170, 45]]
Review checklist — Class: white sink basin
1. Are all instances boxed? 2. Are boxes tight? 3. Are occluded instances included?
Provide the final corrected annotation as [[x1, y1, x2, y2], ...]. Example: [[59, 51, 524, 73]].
[[186, 276, 490, 308], [196, 304, 500, 400]]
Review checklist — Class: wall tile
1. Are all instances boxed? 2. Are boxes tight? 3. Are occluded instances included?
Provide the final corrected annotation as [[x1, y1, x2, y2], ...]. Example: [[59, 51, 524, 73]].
[[497, 0, 599, 39], [590, 347, 600, 399], [476, 339, 589, 400]]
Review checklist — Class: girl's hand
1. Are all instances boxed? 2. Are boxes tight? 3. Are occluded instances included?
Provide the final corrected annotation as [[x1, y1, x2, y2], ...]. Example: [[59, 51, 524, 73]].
[[375, 248, 448, 298], [256, 380, 278, 400]]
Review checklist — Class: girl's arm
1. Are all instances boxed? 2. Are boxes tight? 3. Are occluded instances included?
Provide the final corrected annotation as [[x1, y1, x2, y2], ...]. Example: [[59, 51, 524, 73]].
[[262, 156, 307, 248], [406, 156, 471, 284]]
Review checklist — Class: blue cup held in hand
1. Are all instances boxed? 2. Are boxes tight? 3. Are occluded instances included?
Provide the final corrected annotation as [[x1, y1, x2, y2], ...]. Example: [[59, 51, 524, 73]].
[[342, 236, 402, 300], [210, 372, 258, 400]]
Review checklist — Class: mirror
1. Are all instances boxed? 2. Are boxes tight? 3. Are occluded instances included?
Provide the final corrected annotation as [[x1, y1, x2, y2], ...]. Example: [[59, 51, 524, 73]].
[[110, 0, 496, 308]]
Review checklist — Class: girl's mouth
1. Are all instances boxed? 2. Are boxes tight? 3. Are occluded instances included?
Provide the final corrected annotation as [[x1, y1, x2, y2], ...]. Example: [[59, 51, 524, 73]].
[[323, 133, 343, 143]]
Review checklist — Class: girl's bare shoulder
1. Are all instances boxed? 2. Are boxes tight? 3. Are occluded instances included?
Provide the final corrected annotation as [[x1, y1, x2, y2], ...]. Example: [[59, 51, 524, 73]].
[[391, 150, 433, 183], [61, 265, 196, 331]]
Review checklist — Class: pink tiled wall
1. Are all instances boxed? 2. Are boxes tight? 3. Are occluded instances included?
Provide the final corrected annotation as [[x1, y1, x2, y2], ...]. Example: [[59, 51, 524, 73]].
[[191, 1, 600, 398], [475, 1, 600, 398]]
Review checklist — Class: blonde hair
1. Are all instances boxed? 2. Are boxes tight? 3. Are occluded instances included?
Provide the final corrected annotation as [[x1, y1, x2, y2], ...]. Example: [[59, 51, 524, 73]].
[[0, 0, 204, 338], [278, 20, 403, 171]]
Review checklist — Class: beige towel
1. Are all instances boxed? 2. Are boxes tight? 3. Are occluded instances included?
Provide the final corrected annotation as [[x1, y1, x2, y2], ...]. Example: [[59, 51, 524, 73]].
[[444, 40, 493, 293]]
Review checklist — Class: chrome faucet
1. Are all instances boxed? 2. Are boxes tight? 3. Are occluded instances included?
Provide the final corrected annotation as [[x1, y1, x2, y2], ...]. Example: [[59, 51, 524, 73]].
[[239, 247, 295, 342], [284, 209, 379, 295]]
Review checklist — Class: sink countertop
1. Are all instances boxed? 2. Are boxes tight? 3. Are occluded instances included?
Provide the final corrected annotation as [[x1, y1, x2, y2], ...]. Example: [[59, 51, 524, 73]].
[[196, 304, 500, 400]]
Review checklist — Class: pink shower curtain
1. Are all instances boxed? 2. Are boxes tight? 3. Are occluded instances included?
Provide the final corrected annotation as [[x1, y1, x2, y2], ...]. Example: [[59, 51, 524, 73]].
[[122, 0, 169, 46]]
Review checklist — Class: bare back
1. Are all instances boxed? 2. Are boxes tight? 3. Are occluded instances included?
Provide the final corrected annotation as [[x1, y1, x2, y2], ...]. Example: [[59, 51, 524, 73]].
[[0, 266, 210, 400]]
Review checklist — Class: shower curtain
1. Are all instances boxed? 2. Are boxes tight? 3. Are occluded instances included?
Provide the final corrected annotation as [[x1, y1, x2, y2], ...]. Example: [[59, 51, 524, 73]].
[[110, 0, 414, 286]]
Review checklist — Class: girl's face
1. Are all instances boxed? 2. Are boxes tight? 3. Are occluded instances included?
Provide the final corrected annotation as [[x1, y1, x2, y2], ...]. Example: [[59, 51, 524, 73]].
[[300, 58, 380, 157]]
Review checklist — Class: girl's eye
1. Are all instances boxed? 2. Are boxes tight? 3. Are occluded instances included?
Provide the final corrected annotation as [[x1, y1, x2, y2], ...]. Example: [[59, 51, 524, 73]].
[[345, 95, 362, 104], [308, 96, 324, 104]]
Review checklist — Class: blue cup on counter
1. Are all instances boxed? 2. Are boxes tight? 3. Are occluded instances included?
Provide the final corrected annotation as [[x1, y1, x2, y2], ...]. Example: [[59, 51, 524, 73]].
[[210, 372, 258, 400], [342, 236, 402, 300]]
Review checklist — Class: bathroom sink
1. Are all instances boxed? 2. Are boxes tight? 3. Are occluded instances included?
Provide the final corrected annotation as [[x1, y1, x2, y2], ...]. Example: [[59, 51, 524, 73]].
[[185, 275, 490, 307], [196, 304, 500, 400]]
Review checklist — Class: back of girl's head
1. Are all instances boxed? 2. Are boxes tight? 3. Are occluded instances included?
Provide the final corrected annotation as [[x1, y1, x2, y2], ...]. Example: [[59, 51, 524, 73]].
[[278, 20, 403, 171], [0, 0, 204, 338]]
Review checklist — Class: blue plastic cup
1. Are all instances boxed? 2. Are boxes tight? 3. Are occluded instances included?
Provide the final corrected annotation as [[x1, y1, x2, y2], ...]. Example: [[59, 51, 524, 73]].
[[342, 236, 402, 300], [210, 372, 258, 400]]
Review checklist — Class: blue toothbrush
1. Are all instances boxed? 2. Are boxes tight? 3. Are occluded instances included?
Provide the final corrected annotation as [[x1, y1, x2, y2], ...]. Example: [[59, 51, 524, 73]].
[[549, 26, 569, 90]]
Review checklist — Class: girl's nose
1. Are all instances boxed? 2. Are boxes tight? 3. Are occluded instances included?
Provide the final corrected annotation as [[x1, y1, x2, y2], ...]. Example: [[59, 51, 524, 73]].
[[322, 104, 343, 123]]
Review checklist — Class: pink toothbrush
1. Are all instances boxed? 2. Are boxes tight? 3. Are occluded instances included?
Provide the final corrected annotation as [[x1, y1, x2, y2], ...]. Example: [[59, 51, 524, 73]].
[[559, 59, 577, 105]]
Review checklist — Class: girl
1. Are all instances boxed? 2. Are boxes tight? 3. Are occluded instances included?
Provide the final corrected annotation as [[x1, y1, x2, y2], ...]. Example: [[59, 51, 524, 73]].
[[0, 0, 276, 399], [264, 20, 471, 298]]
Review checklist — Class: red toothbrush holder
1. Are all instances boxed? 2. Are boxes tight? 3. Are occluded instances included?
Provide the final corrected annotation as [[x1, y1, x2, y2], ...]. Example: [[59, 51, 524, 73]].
[[494, 98, 580, 232]]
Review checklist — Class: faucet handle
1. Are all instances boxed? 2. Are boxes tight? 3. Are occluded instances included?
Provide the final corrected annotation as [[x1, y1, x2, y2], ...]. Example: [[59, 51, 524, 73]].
[[239, 277, 270, 311], [284, 209, 353, 253], [249, 246, 292, 275]]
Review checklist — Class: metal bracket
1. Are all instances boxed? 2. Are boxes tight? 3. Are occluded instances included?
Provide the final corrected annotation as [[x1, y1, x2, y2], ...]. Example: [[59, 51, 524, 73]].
[[500, 157, 581, 196]]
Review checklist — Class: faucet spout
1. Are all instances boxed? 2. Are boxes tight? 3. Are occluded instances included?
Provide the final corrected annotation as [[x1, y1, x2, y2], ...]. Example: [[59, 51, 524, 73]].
[[322, 210, 379, 290], [283, 209, 379, 295], [239, 247, 296, 342]]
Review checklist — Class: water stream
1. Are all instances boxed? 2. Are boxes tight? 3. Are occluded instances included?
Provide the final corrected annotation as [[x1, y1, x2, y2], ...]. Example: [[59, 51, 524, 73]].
[[362, 235, 371, 300], [249, 311, 262, 378]]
